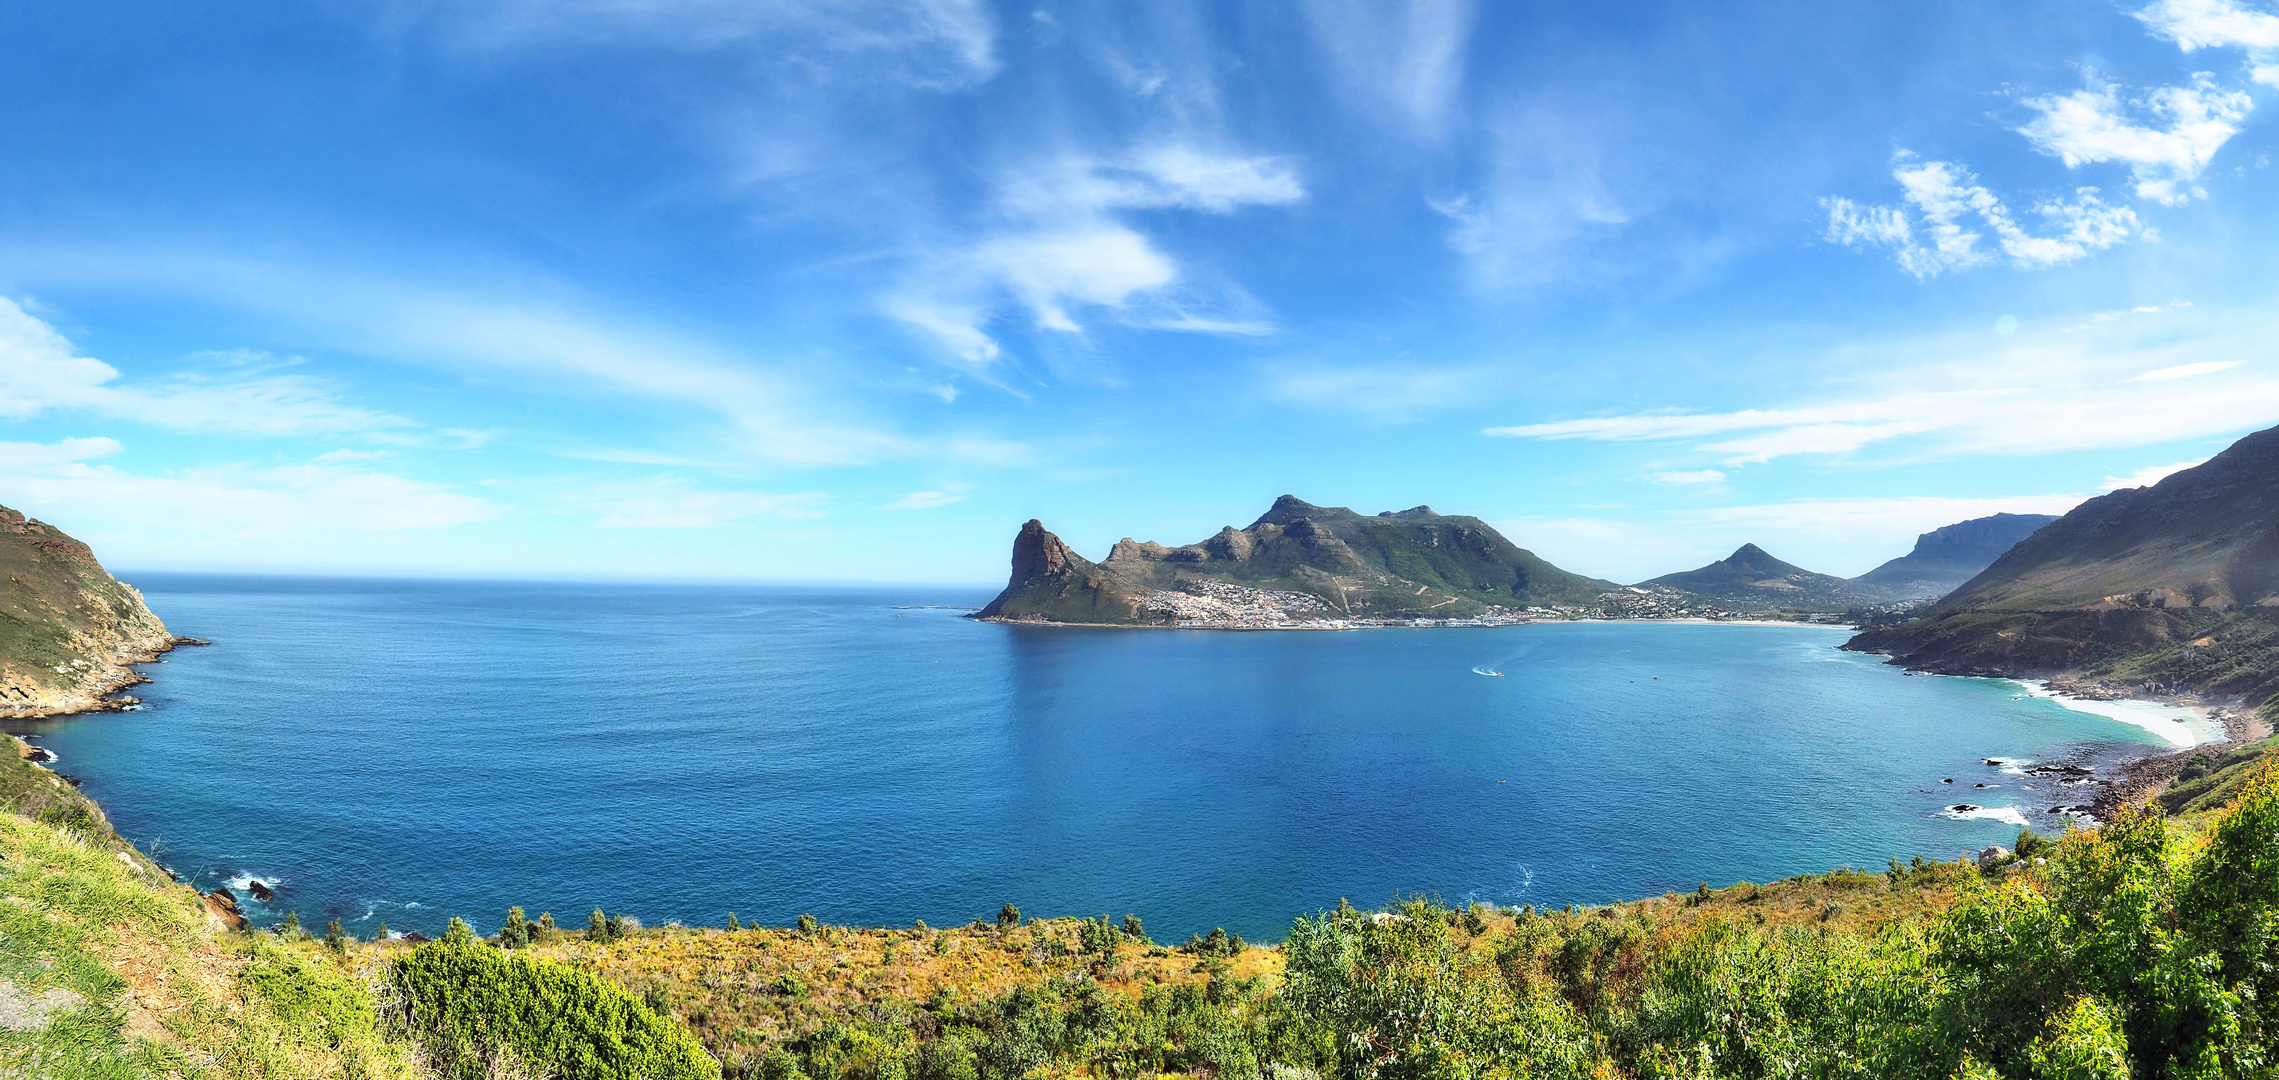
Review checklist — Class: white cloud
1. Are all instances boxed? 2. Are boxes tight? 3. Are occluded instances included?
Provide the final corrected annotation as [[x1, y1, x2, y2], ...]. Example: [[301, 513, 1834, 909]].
[[1824, 157, 2138, 278], [1427, 108, 1633, 291], [0, 297, 411, 437], [891, 146, 1303, 361], [2136, 0, 2279, 86], [2101, 458, 2210, 488], [2017, 74, 2254, 204], [977, 228, 1177, 332], [0, 438, 495, 545], [2064, 300, 2192, 332], [2130, 359, 2241, 380], [1647, 469, 1726, 485], [447, 0, 999, 88], [1486, 311, 2279, 465], [1301, 0, 1475, 137], [886, 489, 966, 510]]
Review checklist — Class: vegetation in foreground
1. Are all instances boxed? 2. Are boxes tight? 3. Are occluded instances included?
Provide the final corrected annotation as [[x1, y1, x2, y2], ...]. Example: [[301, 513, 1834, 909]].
[[15, 722, 2279, 1077]]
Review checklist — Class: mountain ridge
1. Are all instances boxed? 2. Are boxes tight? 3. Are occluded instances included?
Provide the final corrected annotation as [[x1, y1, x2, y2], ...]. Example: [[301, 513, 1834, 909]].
[[1846, 424, 2279, 715]]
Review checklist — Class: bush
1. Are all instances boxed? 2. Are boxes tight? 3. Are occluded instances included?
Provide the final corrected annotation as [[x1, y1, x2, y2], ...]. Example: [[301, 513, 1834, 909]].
[[34, 801, 96, 833], [386, 940, 718, 1080], [996, 904, 1021, 929]]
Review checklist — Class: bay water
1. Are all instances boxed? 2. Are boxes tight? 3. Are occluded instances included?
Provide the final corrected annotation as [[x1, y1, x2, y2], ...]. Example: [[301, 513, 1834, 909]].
[[4, 575, 2195, 941]]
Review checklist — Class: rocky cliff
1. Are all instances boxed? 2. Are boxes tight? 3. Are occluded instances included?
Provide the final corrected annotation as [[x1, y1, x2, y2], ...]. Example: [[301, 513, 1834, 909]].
[[0, 505, 178, 716]]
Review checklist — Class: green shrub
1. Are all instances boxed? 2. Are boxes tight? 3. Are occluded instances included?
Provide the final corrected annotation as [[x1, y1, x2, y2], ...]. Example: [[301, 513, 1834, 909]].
[[34, 802, 95, 833], [385, 940, 718, 1080], [996, 904, 1020, 930]]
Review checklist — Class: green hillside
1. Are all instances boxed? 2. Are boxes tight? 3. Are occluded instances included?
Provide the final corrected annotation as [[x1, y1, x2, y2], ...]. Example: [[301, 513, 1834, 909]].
[[978, 496, 1618, 625], [1939, 424, 2279, 612], [1850, 425, 2279, 721], [27, 734, 2279, 1080], [0, 504, 176, 716], [1639, 543, 1876, 612]]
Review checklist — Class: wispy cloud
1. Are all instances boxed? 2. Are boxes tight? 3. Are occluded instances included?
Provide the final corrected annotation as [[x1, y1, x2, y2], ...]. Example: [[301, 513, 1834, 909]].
[[1647, 469, 1727, 485], [1486, 313, 2279, 465], [1301, 0, 1475, 137], [2064, 300, 2192, 332], [2135, 0, 2279, 86], [2017, 74, 2254, 204], [885, 489, 966, 510], [2130, 359, 2241, 381], [2101, 458, 2210, 488], [1822, 156, 2138, 278], [442, 0, 1000, 89], [0, 437, 495, 543], [0, 297, 413, 437], [1826, 2, 2262, 274], [890, 146, 1304, 365]]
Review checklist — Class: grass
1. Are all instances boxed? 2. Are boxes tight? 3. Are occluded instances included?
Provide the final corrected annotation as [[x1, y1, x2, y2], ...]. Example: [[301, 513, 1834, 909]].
[[0, 736, 419, 1079]]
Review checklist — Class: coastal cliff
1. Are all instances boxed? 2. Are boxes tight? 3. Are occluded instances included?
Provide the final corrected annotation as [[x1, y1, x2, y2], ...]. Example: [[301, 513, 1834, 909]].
[[0, 504, 179, 716]]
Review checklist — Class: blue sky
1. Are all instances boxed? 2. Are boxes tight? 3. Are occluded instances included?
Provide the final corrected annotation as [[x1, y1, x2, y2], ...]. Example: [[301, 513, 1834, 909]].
[[2, 0, 2276, 585]]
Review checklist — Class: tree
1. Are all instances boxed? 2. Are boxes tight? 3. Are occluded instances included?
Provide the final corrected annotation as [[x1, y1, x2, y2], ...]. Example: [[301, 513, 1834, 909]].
[[726, 912, 741, 931], [500, 907, 529, 949], [590, 908, 609, 942], [998, 904, 1022, 929], [444, 917, 474, 945], [1123, 914, 1147, 942], [325, 918, 348, 953]]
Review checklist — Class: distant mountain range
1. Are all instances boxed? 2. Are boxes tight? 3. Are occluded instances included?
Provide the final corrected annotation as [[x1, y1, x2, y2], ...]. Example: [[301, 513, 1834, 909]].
[[1848, 424, 2279, 715], [1853, 513, 2059, 599], [978, 496, 2059, 625], [0, 504, 179, 715]]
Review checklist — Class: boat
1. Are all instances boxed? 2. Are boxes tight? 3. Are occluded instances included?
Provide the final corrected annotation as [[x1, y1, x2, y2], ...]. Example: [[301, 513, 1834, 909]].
[[1473, 667, 1505, 677]]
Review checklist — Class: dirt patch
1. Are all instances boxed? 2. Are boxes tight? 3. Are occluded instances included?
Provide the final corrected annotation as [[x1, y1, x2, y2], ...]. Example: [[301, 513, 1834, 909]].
[[0, 979, 83, 1032]]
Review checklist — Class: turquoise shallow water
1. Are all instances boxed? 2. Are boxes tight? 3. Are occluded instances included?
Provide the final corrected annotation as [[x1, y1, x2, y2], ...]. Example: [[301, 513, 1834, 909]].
[[6, 575, 2177, 941]]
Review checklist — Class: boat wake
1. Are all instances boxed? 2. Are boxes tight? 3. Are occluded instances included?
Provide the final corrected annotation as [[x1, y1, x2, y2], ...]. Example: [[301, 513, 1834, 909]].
[[1471, 666, 1505, 677]]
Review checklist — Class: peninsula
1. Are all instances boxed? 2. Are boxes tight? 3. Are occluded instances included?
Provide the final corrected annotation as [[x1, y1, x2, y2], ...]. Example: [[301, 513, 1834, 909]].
[[0, 504, 186, 716], [976, 496, 1618, 627]]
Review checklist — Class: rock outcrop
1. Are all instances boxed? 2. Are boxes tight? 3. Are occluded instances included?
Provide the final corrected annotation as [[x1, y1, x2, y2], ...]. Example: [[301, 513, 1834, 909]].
[[0, 505, 178, 716]]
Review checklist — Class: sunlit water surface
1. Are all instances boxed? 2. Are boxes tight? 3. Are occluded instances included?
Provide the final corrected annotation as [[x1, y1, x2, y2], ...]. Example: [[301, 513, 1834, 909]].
[[5, 576, 2184, 940]]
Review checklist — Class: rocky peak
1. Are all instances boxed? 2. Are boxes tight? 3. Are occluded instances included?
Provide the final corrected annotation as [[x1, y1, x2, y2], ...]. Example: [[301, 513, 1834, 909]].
[[1204, 526, 1253, 562], [1008, 520, 1080, 583], [1104, 538, 1170, 564]]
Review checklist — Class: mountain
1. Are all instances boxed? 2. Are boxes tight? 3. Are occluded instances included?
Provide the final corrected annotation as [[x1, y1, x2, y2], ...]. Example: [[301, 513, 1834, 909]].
[[1847, 424, 2279, 712], [1849, 513, 2059, 600], [0, 505, 178, 715], [1638, 544, 1873, 612], [977, 496, 1620, 625], [1936, 427, 2279, 612]]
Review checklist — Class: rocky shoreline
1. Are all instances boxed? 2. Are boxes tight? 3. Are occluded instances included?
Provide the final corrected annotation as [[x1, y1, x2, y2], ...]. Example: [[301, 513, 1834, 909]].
[[1, 636, 207, 719]]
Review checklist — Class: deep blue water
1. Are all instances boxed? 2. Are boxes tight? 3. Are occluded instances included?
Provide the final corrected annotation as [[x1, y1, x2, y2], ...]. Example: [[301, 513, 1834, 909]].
[[6, 575, 2176, 942]]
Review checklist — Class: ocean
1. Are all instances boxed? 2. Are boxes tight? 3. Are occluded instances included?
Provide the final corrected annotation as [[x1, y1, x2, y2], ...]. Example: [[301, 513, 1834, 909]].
[[3, 574, 2211, 942]]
